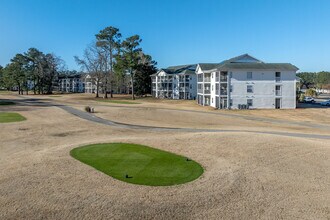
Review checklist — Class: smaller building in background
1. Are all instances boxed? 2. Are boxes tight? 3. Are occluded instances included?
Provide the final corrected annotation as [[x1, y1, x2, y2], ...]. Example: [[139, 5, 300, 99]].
[[58, 74, 85, 93], [151, 64, 197, 100]]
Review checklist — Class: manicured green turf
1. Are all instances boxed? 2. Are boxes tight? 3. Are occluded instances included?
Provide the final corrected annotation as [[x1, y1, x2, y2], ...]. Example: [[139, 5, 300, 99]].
[[0, 112, 26, 123], [95, 99, 140, 104], [0, 100, 15, 105], [70, 143, 204, 186]]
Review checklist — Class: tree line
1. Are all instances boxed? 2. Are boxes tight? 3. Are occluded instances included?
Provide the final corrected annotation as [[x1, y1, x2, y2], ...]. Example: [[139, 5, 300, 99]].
[[0, 26, 157, 99], [75, 26, 157, 99], [297, 72, 330, 90], [0, 48, 63, 94]]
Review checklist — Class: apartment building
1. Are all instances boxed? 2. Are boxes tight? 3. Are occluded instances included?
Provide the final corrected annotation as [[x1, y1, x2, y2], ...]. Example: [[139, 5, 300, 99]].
[[151, 64, 197, 99], [197, 54, 298, 109], [58, 74, 85, 93]]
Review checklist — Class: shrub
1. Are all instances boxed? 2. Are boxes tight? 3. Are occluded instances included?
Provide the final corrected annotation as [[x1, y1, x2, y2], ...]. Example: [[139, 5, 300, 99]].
[[299, 93, 305, 102], [85, 106, 92, 113], [305, 88, 317, 97]]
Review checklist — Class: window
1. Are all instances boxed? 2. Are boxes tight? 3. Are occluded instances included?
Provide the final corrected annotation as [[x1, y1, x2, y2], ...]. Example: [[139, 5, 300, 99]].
[[212, 98, 213, 103], [247, 72, 252, 80], [275, 85, 281, 96], [230, 99, 233, 106], [230, 85, 233, 93], [247, 99, 253, 107], [275, 72, 281, 82], [212, 73, 214, 78], [247, 85, 253, 93], [212, 85, 214, 91]]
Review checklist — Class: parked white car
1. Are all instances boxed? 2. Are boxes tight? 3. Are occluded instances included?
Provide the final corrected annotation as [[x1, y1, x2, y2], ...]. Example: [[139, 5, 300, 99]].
[[304, 96, 315, 103], [320, 100, 330, 106]]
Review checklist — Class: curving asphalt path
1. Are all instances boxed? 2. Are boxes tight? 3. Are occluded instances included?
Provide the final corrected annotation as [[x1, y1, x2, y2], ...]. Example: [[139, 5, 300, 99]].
[[7, 97, 330, 140], [58, 104, 330, 140]]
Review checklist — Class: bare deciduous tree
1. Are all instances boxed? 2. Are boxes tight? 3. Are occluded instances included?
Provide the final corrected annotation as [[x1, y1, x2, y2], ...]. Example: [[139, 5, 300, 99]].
[[75, 43, 106, 98]]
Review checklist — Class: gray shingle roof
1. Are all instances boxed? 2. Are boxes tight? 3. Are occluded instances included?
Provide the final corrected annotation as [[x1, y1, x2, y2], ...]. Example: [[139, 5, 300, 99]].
[[219, 63, 299, 71], [157, 64, 197, 75], [198, 54, 298, 71], [198, 63, 218, 71]]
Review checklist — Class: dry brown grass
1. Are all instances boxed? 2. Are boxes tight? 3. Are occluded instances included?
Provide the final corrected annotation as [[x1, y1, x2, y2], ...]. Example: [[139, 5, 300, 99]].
[[0, 93, 329, 219]]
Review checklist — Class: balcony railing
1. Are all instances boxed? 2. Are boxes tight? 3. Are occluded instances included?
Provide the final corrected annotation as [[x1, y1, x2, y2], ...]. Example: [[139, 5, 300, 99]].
[[275, 90, 281, 96], [204, 77, 211, 82], [220, 90, 228, 95], [197, 78, 203, 82], [276, 77, 281, 82], [204, 90, 210, 94], [198, 89, 203, 93], [220, 76, 228, 81]]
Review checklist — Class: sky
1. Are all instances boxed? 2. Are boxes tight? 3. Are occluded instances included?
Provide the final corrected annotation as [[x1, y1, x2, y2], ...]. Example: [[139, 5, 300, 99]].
[[1, 0, 330, 72]]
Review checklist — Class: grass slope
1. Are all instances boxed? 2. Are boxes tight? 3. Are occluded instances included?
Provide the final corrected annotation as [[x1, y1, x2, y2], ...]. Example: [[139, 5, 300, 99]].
[[95, 99, 140, 104], [71, 143, 203, 186], [0, 112, 26, 123]]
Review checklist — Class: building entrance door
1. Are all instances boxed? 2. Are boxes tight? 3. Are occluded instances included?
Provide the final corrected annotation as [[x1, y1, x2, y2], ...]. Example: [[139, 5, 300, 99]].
[[275, 98, 281, 109], [220, 97, 227, 109]]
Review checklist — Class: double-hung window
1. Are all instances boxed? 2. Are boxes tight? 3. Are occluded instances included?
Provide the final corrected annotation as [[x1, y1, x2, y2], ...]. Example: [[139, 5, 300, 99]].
[[247, 99, 253, 107], [247, 85, 253, 93]]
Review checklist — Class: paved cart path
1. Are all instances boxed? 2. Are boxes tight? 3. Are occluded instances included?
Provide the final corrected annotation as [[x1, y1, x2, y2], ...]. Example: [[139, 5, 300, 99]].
[[6, 97, 330, 140], [58, 104, 330, 140]]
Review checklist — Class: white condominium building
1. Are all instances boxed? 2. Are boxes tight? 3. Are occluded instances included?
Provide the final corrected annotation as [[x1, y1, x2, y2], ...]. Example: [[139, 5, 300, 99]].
[[151, 64, 197, 100], [196, 54, 298, 109]]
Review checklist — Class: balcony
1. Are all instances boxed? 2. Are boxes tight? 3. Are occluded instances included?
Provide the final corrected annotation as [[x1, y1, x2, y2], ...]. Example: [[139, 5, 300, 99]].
[[275, 90, 281, 96], [204, 77, 211, 82], [198, 89, 203, 93], [275, 77, 281, 82], [204, 90, 211, 94], [220, 89, 228, 95], [220, 76, 228, 81]]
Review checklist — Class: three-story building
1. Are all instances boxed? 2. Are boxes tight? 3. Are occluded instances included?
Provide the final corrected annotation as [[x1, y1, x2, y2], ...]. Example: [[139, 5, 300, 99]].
[[151, 64, 197, 100], [197, 54, 298, 109]]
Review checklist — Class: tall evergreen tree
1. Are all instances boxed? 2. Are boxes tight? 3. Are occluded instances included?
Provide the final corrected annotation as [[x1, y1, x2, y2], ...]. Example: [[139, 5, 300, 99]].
[[95, 26, 122, 98], [115, 35, 142, 100]]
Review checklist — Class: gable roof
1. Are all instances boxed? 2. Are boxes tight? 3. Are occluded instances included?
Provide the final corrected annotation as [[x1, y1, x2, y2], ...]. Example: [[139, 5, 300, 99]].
[[219, 63, 299, 71], [226, 53, 263, 63], [155, 64, 197, 75], [198, 54, 298, 72]]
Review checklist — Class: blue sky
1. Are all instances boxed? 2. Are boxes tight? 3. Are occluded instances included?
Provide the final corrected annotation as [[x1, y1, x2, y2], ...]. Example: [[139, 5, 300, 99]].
[[1, 0, 330, 72]]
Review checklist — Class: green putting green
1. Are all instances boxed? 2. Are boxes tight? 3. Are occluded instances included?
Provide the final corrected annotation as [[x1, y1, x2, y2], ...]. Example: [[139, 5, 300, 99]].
[[0, 112, 26, 123], [70, 143, 204, 186], [0, 100, 15, 105]]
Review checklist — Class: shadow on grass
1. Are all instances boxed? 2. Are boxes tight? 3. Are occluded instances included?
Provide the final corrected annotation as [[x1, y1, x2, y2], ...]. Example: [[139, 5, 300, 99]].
[[0, 100, 16, 105]]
